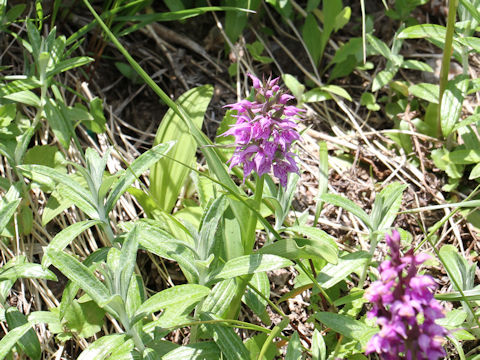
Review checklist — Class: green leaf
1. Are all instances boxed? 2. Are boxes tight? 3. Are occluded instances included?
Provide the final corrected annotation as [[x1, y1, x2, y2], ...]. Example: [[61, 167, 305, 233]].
[[0, 78, 41, 97], [445, 149, 480, 164], [47, 250, 114, 315], [302, 14, 322, 66], [398, 24, 447, 40], [469, 163, 480, 179], [132, 284, 209, 326], [334, 6, 351, 31], [315, 251, 370, 289], [311, 329, 326, 360], [0, 199, 20, 234], [43, 220, 102, 267], [441, 76, 469, 137], [200, 312, 250, 360], [285, 226, 338, 264], [314, 312, 377, 348], [401, 59, 433, 72], [47, 56, 93, 78], [320, 193, 372, 230], [285, 332, 302, 360], [322, 85, 352, 101], [117, 226, 139, 299], [200, 278, 237, 315], [366, 34, 391, 58], [44, 98, 73, 148], [77, 334, 129, 360], [371, 182, 406, 231], [85, 97, 107, 134], [207, 254, 293, 285], [409, 83, 439, 103], [3, 90, 41, 106], [439, 245, 475, 292], [198, 195, 227, 260], [282, 74, 305, 100], [360, 92, 380, 111], [436, 288, 480, 301], [0, 322, 32, 360], [105, 141, 174, 213], [63, 300, 105, 338], [0, 263, 57, 281], [302, 88, 331, 103], [150, 85, 213, 213], [162, 342, 221, 360], [5, 308, 41, 360], [243, 272, 270, 321], [372, 69, 395, 92]]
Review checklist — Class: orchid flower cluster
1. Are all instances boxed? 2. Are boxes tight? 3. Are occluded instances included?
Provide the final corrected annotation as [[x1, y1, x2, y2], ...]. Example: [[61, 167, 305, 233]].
[[365, 230, 447, 360], [221, 73, 303, 187]]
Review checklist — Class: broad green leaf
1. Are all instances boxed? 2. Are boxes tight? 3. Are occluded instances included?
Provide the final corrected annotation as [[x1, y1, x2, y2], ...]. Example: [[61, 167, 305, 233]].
[[320, 0, 342, 59], [311, 329, 326, 360], [302, 14, 322, 66], [0, 78, 41, 97], [135, 222, 199, 282], [5, 308, 41, 360], [77, 334, 128, 360], [201, 278, 237, 315], [132, 284, 209, 325], [207, 254, 293, 285], [401, 59, 433, 72], [198, 195, 227, 260], [63, 300, 105, 338], [0, 199, 20, 233], [44, 98, 73, 148], [439, 245, 475, 292], [285, 332, 302, 360], [322, 85, 352, 101], [320, 193, 372, 229], [17, 164, 98, 218], [366, 34, 391, 58], [200, 312, 250, 360], [441, 76, 469, 137], [0, 263, 57, 281], [243, 272, 270, 322], [334, 6, 351, 31], [445, 149, 480, 164], [282, 74, 305, 100], [409, 83, 439, 103], [314, 312, 377, 348], [105, 141, 174, 213], [285, 226, 338, 264], [398, 24, 447, 40], [372, 69, 395, 92], [3, 90, 41, 106], [150, 85, 213, 213], [47, 250, 114, 315], [0, 322, 32, 360], [43, 220, 102, 267], [315, 251, 370, 289], [436, 288, 480, 301], [469, 163, 480, 179], [302, 88, 331, 103]]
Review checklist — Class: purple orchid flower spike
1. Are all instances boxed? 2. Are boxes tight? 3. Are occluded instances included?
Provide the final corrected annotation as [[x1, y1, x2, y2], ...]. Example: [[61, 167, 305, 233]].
[[221, 73, 303, 187], [365, 230, 447, 360]]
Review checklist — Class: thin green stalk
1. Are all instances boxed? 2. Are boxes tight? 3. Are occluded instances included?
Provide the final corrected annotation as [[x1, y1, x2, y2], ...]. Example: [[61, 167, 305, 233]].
[[296, 260, 336, 311], [438, 0, 459, 139]]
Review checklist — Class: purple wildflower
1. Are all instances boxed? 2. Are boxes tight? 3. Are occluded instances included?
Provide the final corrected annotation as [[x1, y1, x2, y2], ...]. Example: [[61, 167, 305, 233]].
[[365, 230, 447, 360], [221, 73, 303, 187]]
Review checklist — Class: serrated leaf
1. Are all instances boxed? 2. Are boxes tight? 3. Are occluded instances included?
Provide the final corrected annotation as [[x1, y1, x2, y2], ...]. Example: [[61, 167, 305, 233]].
[[150, 85, 213, 213]]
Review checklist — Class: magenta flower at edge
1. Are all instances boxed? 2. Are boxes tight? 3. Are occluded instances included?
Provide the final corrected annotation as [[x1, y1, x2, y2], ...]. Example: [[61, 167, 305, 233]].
[[365, 230, 447, 360], [220, 73, 303, 187]]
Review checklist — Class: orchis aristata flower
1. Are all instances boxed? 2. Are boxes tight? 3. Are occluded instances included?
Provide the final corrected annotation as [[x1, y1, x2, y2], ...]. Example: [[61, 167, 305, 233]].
[[365, 230, 447, 360], [221, 74, 303, 187]]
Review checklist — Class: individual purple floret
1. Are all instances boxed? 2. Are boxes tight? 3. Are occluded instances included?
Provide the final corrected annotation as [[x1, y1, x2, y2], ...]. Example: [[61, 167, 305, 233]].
[[365, 230, 447, 360], [220, 73, 303, 187]]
